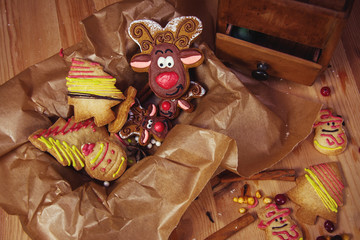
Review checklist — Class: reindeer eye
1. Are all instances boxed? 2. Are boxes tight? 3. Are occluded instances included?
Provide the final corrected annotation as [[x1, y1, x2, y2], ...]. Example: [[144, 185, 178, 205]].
[[157, 57, 166, 68], [165, 56, 174, 68], [147, 119, 153, 129]]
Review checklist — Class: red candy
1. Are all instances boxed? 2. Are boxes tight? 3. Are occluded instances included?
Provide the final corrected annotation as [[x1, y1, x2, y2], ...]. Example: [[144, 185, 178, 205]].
[[161, 101, 171, 111], [321, 86, 331, 96], [154, 121, 165, 132], [324, 220, 335, 233], [274, 194, 287, 205]]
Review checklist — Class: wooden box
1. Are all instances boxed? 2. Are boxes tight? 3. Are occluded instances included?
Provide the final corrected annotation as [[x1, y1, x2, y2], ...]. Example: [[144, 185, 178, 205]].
[[215, 0, 353, 85]]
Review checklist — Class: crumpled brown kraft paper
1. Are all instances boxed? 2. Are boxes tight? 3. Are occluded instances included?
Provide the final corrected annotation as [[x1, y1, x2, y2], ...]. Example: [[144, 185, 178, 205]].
[[0, 0, 322, 239]]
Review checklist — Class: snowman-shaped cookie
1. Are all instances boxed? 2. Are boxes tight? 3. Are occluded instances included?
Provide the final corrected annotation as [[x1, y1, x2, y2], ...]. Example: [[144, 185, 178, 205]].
[[313, 109, 347, 155], [258, 204, 303, 240]]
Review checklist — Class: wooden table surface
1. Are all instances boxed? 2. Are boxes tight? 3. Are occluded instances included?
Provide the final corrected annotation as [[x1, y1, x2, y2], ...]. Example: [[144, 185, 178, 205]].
[[1, 1, 359, 239]]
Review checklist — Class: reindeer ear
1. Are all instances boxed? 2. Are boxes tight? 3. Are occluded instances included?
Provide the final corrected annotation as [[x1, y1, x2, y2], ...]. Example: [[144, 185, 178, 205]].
[[180, 48, 203, 67], [130, 54, 151, 71]]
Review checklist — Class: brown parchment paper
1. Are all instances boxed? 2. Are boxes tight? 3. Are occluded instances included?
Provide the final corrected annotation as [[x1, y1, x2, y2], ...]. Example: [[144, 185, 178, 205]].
[[0, 0, 322, 239]]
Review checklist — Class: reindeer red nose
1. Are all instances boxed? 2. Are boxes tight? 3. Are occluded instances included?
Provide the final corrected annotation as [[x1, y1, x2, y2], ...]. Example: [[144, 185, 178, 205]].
[[154, 121, 165, 133], [155, 72, 178, 89]]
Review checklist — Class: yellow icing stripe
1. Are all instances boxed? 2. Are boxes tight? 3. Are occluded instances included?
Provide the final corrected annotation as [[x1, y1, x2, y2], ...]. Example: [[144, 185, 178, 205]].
[[305, 168, 338, 213], [113, 157, 125, 178], [59, 141, 75, 166], [69, 91, 122, 97], [90, 143, 104, 164], [62, 141, 85, 168], [38, 137, 85, 168], [72, 146, 85, 168], [66, 77, 116, 82], [67, 86, 119, 91], [38, 137, 67, 164], [66, 80, 117, 85], [314, 140, 343, 151], [66, 76, 123, 97], [67, 84, 118, 89]]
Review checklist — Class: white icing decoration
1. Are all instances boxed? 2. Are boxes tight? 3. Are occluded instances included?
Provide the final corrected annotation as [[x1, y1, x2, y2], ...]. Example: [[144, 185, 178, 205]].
[[128, 16, 203, 51]]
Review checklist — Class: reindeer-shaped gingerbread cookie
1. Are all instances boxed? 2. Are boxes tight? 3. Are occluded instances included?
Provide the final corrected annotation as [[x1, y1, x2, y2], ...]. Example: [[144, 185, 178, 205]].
[[128, 16, 206, 119], [119, 99, 172, 147]]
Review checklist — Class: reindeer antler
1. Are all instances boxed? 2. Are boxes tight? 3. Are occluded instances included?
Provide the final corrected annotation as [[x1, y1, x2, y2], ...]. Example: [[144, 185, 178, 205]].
[[128, 16, 202, 54], [173, 16, 202, 49], [128, 20, 157, 54]]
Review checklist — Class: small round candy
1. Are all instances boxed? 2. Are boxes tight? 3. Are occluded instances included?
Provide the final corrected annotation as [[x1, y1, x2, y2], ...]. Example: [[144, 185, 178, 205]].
[[154, 121, 165, 133], [321, 86, 331, 96], [274, 194, 287, 205], [324, 220, 335, 233], [161, 101, 171, 111], [103, 181, 110, 187]]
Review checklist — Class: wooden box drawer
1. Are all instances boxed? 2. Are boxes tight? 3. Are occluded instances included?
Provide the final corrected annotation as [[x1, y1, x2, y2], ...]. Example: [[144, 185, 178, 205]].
[[216, 0, 353, 85], [217, 0, 347, 49], [216, 33, 322, 85]]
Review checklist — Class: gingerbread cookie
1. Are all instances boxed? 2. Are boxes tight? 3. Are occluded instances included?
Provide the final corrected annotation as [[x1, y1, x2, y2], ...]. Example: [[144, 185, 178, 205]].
[[82, 140, 127, 182], [108, 86, 137, 133], [28, 117, 109, 171], [66, 58, 125, 127], [286, 162, 344, 225], [119, 100, 171, 147], [313, 109, 347, 155], [258, 203, 303, 240], [128, 16, 206, 119]]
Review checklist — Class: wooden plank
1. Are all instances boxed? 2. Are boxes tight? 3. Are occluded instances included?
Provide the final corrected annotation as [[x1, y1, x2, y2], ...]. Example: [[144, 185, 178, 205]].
[[54, 0, 95, 49], [0, 0, 61, 82], [0, 1, 360, 240]]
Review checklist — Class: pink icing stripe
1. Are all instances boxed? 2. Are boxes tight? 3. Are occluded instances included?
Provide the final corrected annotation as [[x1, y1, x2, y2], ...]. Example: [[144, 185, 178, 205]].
[[317, 164, 343, 194], [71, 66, 90, 69], [91, 142, 109, 170], [272, 225, 300, 240], [67, 75, 113, 79], [68, 71, 94, 74], [33, 119, 96, 139], [320, 133, 346, 146], [72, 59, 85, 65], [90, 62, 100, 66], [321, 163, 344, 190], [316, 165, 343, 201], [311, 166, 342, 205]]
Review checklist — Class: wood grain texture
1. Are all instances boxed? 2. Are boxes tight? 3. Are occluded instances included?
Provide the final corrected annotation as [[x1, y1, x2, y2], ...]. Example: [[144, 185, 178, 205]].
[[0, 1, 360, 240]]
